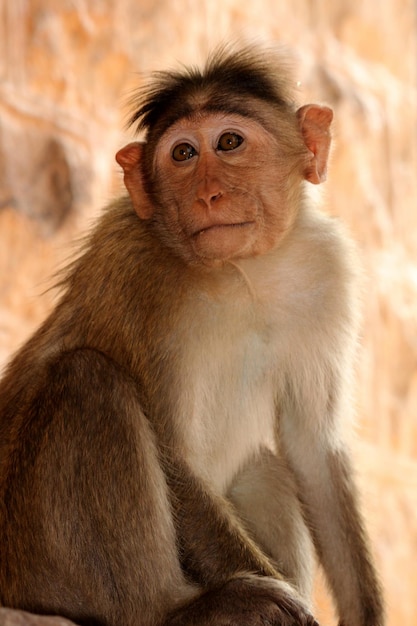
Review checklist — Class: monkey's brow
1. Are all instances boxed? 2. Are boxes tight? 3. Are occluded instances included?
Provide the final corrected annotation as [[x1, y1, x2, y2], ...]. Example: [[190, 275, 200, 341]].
[[202, 102, 264, 122], [160, 101, 270, 136]]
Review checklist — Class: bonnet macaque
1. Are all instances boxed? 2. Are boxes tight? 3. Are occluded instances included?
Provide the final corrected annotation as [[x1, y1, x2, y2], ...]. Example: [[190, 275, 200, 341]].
[[0, 45, 384, 626]]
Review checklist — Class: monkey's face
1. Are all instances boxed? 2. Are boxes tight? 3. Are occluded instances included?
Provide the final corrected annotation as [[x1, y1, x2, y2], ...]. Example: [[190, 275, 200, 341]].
[[149, 111, 303, 266]]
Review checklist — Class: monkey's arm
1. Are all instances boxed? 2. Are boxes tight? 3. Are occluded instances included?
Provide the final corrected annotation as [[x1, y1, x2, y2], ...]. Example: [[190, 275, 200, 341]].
[[163, 459, 318, 626], [163, 458, 278, 585], [281, 369, 384, 626]]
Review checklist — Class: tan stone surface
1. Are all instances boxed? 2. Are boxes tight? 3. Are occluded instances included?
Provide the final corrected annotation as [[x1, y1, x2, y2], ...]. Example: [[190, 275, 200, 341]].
[[0, 1, 416, 625], [0, 609, 75, 626]]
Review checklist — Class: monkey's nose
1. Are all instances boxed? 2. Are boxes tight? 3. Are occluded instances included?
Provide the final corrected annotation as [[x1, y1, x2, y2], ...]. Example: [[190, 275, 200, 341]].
[[198, 193, 222, 210], [197, 187, 223, 208]]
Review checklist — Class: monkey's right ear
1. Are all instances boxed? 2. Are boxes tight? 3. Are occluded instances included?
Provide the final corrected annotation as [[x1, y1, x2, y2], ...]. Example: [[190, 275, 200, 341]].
[[115, 142, 154, 219]]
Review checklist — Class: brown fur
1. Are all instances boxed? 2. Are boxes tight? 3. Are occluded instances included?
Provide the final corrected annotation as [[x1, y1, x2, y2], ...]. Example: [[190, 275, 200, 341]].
[[0, 44, 383, 626]]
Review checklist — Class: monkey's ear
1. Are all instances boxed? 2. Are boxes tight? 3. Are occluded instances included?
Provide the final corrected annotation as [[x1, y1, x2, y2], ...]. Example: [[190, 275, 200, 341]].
[[297, 104, 333, 184], [115, 142, 154, 219]]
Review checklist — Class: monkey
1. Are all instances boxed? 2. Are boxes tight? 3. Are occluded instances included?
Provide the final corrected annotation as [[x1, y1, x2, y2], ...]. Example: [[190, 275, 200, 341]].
[[0, 44, 384, 626]]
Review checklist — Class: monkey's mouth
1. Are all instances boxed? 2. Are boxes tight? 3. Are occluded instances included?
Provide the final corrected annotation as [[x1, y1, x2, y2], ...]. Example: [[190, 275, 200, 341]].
[[193, 222, 255, 237]]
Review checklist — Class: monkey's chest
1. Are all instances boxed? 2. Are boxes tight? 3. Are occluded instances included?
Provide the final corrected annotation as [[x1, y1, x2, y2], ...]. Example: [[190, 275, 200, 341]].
[[175, 328, 277, 494]]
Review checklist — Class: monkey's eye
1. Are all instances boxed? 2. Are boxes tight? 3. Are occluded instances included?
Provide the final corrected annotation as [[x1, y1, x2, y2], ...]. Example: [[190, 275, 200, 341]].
[[217, 132, 244, 152], [172, 143, 197, 162]]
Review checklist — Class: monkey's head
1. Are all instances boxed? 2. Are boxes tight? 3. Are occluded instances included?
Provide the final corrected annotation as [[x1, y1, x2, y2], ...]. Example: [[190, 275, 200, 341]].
[[116, 44, 333, 266]]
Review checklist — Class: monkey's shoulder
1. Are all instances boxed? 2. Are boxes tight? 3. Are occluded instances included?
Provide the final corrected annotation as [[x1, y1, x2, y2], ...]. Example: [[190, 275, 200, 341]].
[[252, 211, 361, 294], [58, 198, 170, 297], [248, 209, 362, 335], [279, 209, 361, 295], [290, 207, 357, 270]]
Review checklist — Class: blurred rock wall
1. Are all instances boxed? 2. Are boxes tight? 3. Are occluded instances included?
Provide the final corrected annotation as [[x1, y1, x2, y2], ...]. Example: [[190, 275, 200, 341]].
[[0, 1, 416, 624]]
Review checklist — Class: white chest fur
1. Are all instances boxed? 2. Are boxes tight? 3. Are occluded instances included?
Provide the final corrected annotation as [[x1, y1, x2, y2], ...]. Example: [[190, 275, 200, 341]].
[[169, 208, 355, 495], [173, 269, 280, 495]]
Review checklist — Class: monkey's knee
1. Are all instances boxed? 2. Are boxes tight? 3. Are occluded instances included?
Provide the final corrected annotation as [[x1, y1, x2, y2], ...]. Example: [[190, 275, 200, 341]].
[[164, 575, 315, 626], [1, 349, 191, 625], [228, 449, 315, 600]]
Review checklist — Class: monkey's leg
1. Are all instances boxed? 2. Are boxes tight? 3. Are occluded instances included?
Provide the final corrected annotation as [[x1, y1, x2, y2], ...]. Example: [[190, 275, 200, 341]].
[[227, 448, 315, 602], [160, 458, 317, 626], [1, 348, 193, 626]]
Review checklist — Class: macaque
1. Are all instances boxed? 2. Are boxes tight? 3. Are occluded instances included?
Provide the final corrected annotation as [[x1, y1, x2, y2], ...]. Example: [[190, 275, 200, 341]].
[[0, 44, 384, 626]]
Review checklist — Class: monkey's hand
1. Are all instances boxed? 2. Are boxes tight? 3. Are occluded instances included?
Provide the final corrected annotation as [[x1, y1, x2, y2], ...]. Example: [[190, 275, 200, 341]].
[[165, 574, 318, 626]]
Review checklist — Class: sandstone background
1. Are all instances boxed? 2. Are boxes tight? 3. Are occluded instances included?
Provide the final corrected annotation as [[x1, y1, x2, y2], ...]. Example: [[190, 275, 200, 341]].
[[0, 1, 416, 625]]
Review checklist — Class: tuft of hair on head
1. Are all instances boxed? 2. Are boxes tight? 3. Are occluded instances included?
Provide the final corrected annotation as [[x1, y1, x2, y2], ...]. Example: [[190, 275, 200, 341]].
[[127, 42, 298, 140]]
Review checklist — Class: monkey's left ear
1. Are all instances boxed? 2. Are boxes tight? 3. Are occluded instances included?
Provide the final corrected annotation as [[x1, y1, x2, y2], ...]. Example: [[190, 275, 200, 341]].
[[297, 105, 333, 184], [115, 142, 154, 219]]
